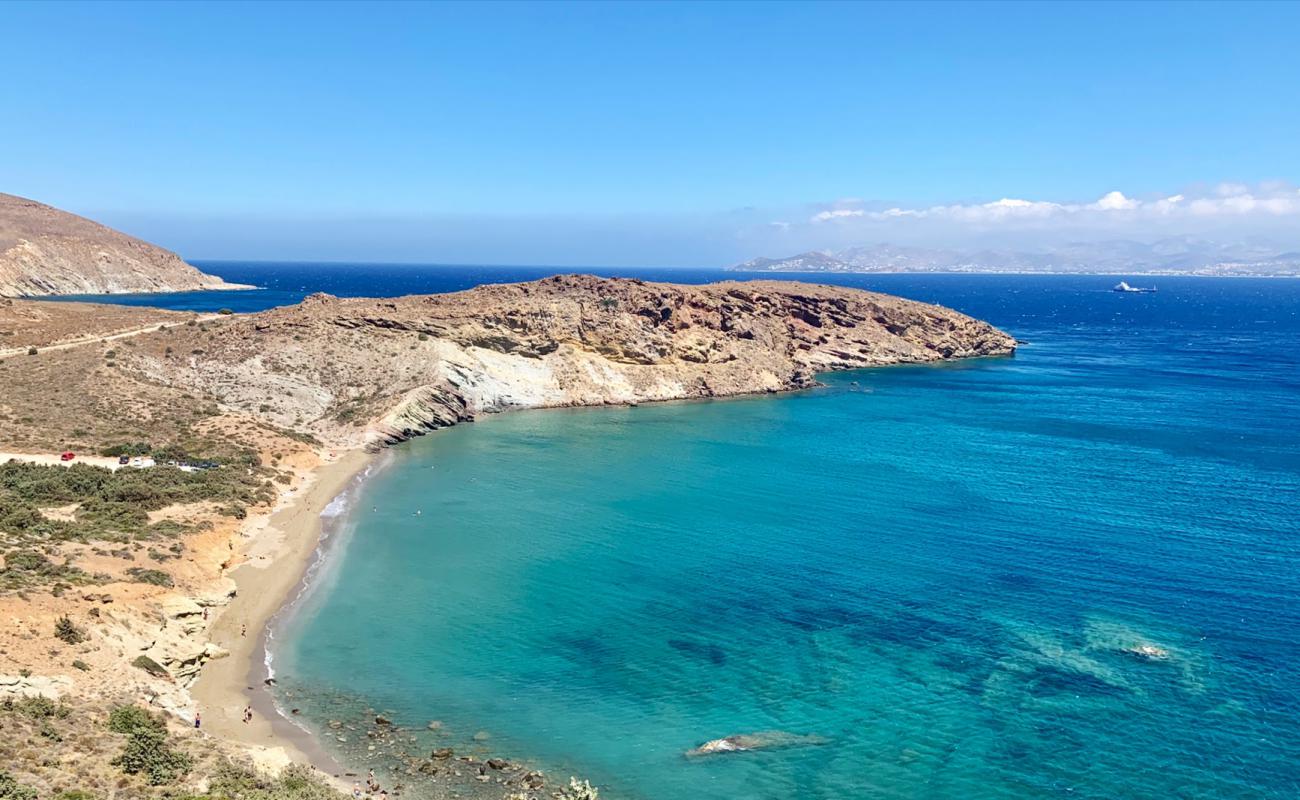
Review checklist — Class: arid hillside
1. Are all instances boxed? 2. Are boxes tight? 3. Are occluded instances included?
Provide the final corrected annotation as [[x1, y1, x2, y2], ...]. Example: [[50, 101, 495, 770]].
[[121, 275, 1014, 448], [1, 275, 1016, 454], [0, 297, 192, 352], [0, 193, 248, 297]]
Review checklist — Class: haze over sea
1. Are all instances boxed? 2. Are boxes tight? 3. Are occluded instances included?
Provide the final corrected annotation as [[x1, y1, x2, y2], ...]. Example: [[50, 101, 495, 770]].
[[72, 265, 1300, 798]]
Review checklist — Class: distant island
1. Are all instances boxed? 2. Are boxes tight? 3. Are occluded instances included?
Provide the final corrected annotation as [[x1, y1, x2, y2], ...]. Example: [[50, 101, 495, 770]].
[[731, 238, 1300, 277], [0, 192, 251, 297]]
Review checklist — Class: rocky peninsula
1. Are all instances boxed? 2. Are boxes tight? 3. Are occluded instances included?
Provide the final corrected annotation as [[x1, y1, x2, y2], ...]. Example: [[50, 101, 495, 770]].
[[121, 274, 1016, 448]]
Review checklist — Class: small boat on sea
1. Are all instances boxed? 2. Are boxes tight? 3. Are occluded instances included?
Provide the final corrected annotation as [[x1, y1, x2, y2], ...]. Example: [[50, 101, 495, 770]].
[[1113, 281, 1157, 293]]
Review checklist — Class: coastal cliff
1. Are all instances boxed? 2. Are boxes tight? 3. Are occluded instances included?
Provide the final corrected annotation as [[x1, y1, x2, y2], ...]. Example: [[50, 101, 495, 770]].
[[118, 274, 1016, 448], [0, 193, 248, 297]]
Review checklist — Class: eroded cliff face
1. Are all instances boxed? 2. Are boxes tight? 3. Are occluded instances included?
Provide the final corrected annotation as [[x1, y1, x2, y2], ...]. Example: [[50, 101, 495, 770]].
[[0, 193, 248, 296], [121, 275, 1016, 448]]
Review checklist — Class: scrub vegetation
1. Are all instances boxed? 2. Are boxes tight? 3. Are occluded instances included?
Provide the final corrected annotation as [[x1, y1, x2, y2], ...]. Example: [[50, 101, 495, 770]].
[[0, 697, 345, 800], [0, 460, 276, 592]]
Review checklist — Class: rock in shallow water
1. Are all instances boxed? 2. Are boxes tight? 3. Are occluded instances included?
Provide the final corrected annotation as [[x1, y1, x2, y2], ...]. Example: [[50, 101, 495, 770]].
[[685, 730, 828, 757]]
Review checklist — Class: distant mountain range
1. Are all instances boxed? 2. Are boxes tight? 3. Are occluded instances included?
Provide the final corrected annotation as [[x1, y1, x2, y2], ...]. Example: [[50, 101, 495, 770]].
[[731, 237, 1300, 276]]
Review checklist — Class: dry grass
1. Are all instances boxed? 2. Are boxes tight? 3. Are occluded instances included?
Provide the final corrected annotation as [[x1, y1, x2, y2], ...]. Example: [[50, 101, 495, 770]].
[[0, 694, 343, 800], [0, 299, 187, 350], [0, 694, 213, 799]]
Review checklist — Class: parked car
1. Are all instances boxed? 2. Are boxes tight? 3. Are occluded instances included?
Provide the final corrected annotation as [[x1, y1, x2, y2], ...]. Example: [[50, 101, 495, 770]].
[[60, 452, 75, 462], [119, 455, 131, 465]]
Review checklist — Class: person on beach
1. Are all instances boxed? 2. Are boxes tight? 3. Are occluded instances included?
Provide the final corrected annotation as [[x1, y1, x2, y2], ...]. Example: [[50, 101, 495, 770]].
[[194, 711, 201, 729], [241, 623, 247, 637], [243, 705, 253, 723], [352, 783, 362, 800]]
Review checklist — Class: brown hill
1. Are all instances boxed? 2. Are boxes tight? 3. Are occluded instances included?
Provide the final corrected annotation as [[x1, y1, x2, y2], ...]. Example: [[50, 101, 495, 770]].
[[125, 274, 1017, 447], [0, 275, 1015, 453], [0, 192, 248, 296]]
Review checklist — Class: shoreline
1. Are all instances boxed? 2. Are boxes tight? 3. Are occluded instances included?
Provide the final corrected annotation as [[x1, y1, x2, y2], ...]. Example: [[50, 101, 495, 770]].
[[251, 449, 396, 779], [190, 448, 374, 781]]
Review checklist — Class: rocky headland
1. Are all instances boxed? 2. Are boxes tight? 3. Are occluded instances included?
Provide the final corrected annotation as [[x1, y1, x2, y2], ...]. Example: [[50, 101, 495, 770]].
[[0, 192, 249, 297], [118, 274, 1017, 448]]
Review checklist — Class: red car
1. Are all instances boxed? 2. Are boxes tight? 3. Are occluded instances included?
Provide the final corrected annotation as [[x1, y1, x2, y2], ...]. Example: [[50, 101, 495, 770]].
[[60, 452, 75, 462]]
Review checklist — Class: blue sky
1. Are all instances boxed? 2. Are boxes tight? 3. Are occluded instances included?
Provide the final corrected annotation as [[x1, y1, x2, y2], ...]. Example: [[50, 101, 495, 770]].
[[2, 0, 1299, 265]]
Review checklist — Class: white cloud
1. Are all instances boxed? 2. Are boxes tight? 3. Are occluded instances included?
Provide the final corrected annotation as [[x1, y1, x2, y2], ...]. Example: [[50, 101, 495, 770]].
[[807, 184, 1300, 226], [811, 208, 866, 222], [1091, 191, 1138, 211]]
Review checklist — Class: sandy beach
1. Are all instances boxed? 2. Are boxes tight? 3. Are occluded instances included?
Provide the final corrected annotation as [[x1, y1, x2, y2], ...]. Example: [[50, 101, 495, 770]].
[[190, 448, 373, 779]]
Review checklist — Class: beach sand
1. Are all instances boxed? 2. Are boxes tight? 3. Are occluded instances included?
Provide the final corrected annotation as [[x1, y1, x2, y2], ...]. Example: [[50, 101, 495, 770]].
[[190, 448, 372, 779]]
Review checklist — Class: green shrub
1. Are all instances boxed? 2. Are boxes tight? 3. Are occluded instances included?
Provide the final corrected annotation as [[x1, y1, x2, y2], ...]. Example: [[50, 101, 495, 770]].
[[130, 655, 171, 678], [72, 659, 90, 671], [40, 720, 63, 741], [55, 791, 96, 800], [99, 442, 152, 458], [108, 704, 163, 735], [112, 725, 192, 785], [0, 771, 37, 800], [55, 615, 87, 644], [208, 762, 343, 800], [217, 308, 234, 315], [14, 695, 69, 720], [3, 550, 51, 572], [126, 568, 173, 587], [108, 705, 193, 781]]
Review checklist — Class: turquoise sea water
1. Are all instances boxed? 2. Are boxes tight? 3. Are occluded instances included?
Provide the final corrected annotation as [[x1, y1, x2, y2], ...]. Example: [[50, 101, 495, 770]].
[[69, 268, 1300, 797]]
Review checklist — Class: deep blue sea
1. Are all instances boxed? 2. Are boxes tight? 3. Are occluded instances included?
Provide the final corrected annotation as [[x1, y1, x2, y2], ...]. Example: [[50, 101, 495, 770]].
[[68, 263, 1300, 798]]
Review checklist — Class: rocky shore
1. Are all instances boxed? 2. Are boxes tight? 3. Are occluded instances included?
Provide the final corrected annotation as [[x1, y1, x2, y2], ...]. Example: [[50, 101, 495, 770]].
[[283, 694, 557, 799]]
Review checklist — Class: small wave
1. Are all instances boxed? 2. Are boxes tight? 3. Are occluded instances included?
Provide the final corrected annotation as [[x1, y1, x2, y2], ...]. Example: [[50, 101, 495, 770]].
[[260, 456, 392, 723], [263, 626, 278, 679], [320, 492, 351, 519]]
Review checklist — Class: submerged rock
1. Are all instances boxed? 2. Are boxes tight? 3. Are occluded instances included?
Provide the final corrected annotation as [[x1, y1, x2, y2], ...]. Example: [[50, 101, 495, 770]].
[[686, 730, 828, 757], [1125, 644, 1171, 660]]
